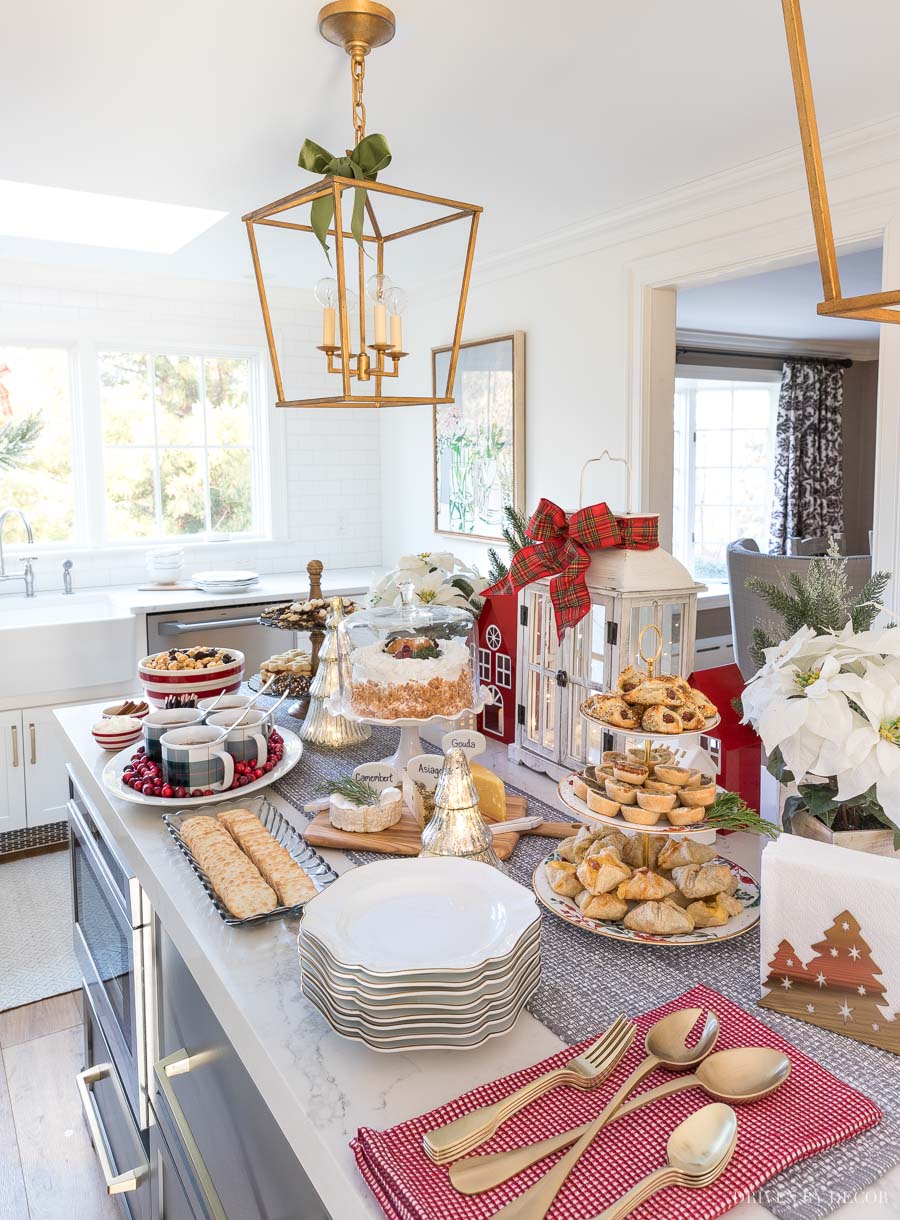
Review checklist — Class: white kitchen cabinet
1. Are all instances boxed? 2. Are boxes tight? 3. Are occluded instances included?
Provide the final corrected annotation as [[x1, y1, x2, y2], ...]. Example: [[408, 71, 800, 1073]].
[[0, 706, 70, 831], [21, 704, 70, 826], [0, 710, 27, 832]]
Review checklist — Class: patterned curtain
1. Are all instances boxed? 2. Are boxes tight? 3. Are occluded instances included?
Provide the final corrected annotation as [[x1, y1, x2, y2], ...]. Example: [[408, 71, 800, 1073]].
[[769, 358, 845, 554]]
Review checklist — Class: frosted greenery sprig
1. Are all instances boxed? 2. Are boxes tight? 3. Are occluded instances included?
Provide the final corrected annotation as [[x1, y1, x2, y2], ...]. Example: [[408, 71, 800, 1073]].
[[319, 778, 380, 807]]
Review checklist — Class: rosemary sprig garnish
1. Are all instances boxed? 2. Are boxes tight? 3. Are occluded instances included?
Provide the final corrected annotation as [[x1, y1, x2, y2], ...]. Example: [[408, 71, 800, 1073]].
[[703, 790, 780, 839], [319, 778, 381, 806]]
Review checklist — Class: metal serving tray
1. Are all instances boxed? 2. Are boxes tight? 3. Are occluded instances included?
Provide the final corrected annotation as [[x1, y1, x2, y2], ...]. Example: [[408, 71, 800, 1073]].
[[163, 796, 338, 927]]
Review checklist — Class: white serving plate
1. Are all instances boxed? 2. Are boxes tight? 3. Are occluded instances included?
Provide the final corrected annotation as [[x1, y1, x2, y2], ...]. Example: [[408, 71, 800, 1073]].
[[557, 775, 714, 836], [299, 936, 541, 1010], [300, 957, 542, 1026], [297, 922, 539, 1000], [191, 569, 259, 583], [301, 857, 539, 975], [302, 977, 534, 1052], [101, 727, 302, 808], [532, 848, 760, 947]]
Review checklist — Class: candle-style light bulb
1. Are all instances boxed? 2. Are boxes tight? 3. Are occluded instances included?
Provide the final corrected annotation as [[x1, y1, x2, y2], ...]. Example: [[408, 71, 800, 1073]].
[[384, 285, 407, 353], [314, 277, 339, 347], [366, 273, 393, 346]]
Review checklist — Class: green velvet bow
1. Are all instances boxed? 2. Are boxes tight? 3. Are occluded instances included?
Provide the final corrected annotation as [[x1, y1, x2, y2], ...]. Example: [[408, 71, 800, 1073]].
[[297, 133, 392, 262]]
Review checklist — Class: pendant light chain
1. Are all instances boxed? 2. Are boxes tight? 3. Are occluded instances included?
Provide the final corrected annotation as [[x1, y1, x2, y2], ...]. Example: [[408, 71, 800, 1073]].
[[351, 52, 367, 144]]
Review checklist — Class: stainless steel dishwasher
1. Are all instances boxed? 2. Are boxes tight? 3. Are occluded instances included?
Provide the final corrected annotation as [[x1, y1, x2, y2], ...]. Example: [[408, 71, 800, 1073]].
[[145, 603, 296, 676]]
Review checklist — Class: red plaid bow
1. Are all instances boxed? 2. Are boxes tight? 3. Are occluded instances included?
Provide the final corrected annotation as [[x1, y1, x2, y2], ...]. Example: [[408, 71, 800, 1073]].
[[483, 499, 622, 640]]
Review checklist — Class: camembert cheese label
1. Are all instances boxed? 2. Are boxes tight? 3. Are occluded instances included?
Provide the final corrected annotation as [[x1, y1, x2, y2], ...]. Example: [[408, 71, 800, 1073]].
[[353, 762, 402, 792]]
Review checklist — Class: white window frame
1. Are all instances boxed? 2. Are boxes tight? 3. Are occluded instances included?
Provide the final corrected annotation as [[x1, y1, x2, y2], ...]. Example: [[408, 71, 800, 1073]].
[[478, 647, 491, 682], [0, 336, 272, 554], [673, 366, 781, 583], [495, 652, 512, 689]]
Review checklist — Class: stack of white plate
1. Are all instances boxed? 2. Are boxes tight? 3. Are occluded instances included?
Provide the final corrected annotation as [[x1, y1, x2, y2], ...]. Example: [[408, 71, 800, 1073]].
[[146, 546, 184, 583], [191, 569, 259, 594], [299, 857, 541, 1052]]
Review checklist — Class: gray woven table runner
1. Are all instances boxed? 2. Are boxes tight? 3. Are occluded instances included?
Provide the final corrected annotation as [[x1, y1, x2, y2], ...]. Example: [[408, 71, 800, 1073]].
[[270, 711, 899, 1220]]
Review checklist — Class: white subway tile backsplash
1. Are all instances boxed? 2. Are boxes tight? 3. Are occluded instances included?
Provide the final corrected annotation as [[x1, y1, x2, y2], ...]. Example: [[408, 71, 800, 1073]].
[[0, 260, 383, 585]]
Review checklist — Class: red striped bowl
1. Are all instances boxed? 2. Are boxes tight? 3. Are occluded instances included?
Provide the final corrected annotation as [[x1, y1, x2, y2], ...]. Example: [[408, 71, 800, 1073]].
[[139, 649, 245, 709], [92, 718, 144, 751]]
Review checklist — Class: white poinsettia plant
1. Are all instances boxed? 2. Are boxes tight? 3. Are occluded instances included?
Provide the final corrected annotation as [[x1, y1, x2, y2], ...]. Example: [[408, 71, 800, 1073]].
[[367, 552, 489, 616], [741, 622, 900, 832]]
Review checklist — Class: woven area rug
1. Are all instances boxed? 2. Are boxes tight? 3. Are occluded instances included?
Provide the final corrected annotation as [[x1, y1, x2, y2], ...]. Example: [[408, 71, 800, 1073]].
[[0, 850, 80, 1011], [271, 712, 899, 1220]]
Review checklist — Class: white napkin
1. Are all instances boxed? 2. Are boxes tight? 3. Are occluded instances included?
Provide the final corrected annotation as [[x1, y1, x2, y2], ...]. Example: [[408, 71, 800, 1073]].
[[760, 833, 900, 1019]]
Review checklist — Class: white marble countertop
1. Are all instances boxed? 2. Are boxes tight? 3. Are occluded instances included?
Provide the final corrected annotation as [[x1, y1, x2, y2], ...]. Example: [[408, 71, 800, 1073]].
[[0, 566, 375, 621], [53, 703, 895, 1220]]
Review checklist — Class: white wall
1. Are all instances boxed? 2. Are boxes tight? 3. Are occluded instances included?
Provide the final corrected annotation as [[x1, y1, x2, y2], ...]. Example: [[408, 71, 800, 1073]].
[[379, 116, 900, 607], [0, 259, 383, 594]]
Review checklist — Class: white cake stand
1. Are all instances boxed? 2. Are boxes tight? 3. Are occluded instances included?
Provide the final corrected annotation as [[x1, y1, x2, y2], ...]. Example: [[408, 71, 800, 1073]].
[[327, 692, 493, 770]]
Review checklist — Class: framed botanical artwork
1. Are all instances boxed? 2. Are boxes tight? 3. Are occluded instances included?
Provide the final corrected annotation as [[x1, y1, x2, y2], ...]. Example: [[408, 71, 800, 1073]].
[[432, 332, 525, 541]]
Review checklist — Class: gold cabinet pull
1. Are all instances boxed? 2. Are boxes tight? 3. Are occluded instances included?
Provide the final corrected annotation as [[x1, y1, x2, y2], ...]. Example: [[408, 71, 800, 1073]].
[[29, 722, 36, 765], [11, 724, 18, 768], [75, 1064, 146, 1194]]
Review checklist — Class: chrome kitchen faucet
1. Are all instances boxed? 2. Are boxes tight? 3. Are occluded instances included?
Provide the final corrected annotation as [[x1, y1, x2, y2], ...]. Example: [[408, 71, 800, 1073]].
[[0, 507, 37, 597]]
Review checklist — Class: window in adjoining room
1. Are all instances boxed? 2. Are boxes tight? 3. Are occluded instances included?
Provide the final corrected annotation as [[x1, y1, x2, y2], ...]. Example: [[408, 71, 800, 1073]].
[[673, 372, 781, 584]]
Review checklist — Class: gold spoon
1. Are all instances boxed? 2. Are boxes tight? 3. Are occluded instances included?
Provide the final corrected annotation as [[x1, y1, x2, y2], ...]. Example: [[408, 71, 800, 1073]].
[[472, 1008, 719, 1219], [589, 1103, 738, 1220], [451, 1046, 789, 1199]]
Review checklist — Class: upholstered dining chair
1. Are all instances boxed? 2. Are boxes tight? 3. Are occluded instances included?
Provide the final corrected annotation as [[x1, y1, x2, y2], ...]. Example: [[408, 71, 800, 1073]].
[[726, 538, 873, 680]]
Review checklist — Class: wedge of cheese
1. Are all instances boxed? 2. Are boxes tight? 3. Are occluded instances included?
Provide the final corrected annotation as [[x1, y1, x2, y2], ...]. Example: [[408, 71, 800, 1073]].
[[470, 762, 507, 822]]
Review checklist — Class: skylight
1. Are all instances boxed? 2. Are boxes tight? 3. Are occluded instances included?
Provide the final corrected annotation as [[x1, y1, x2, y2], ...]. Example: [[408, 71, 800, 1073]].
[[0, 180, 227, 254]]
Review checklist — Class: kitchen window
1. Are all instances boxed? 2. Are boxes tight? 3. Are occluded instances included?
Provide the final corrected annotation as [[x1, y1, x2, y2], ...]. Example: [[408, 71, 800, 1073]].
[[672, 371, 781, 583], [0, 341, 267, 550], [0, 345, 77, 544], [98, 351, 261, 542]]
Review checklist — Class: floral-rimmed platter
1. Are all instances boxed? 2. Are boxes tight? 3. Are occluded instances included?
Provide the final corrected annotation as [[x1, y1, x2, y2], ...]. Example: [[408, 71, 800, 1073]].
[[532, 848, 760, 947], [101, 727, 303, 808], [557, 774, 715, 836]]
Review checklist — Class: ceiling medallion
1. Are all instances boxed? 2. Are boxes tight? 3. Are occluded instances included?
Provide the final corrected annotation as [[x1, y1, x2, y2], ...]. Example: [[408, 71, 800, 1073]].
[[243, 1, 483, 407], [782, 0, 900, 324]]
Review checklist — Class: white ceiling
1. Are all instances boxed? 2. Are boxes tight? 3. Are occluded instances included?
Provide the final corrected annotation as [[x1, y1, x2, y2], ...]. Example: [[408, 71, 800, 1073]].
[[676, 247, 884, 344], [4, 1, 900, 285]]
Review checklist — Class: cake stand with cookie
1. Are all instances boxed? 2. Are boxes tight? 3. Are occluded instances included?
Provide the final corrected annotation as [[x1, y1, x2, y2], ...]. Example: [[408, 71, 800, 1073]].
[[328, 582, 492, 771]]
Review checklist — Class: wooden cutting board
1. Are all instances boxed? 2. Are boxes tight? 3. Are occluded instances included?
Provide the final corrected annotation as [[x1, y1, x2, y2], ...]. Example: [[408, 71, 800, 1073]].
[[302, 796, 576, 861]]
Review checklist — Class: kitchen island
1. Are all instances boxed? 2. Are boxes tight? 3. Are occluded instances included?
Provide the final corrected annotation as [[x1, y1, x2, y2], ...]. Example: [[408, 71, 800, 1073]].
[[55, 702, 892, 1220], [55, 700, 567, 1220]]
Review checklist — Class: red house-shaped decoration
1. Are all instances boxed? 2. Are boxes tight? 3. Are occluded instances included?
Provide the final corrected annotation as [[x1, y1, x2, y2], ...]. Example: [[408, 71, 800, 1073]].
[[477, 593, 518, 743]]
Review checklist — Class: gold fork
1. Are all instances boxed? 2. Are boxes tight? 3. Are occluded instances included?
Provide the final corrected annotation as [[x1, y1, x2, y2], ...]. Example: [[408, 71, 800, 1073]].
[[423, 1017, 635, 1166]]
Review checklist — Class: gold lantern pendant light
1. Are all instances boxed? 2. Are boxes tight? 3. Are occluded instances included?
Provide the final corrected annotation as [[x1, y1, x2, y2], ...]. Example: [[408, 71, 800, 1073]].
[[782, 0, 900, 324], [243, 1, 483, 408]]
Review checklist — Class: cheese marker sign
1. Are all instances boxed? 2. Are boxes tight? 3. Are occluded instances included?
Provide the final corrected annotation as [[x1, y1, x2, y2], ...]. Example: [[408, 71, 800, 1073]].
[[441, 729, 486, 758], [406, 755, 444, 791], [352, 762, 401, 793]]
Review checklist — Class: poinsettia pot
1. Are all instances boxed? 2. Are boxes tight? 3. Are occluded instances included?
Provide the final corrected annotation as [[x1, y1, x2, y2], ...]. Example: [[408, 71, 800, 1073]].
[[783, 797, 900, 859]]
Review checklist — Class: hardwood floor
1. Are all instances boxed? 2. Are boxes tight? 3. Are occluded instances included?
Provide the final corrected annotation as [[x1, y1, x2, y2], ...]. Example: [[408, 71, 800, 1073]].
[[0, 991, 120, 1219]]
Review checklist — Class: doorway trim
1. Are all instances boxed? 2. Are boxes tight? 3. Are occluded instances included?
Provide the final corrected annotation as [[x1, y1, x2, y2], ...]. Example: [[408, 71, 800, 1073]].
[[628, 197, 900, 610]]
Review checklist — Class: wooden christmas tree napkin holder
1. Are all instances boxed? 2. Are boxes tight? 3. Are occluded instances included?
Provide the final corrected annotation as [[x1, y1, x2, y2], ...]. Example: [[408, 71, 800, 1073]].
[[759, 833, 900, 1055]]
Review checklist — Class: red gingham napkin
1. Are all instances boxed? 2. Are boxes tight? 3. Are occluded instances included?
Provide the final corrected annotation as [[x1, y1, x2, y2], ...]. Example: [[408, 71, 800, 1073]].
[[351, 985, 882, 1220]]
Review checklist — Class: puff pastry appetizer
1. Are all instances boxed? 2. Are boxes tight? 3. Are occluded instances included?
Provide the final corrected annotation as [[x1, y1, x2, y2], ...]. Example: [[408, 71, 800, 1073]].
[[576, 849, 631, 895], [624, 898, 695, 936], [616, 869, 676, 901]]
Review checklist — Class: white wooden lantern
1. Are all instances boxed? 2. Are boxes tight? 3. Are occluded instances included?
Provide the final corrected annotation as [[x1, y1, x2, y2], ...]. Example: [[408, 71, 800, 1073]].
[[509, 457, 704, 780]]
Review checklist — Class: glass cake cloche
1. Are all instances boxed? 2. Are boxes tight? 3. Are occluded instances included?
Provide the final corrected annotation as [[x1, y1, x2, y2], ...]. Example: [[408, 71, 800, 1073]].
[[336, 582, 480, 722]]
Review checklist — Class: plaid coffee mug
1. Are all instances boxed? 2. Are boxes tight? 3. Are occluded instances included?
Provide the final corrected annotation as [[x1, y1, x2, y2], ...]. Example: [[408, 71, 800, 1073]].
[[143, 708, 204, 763], [206, 710, 269, 766], [160, 726, 235, 792]]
